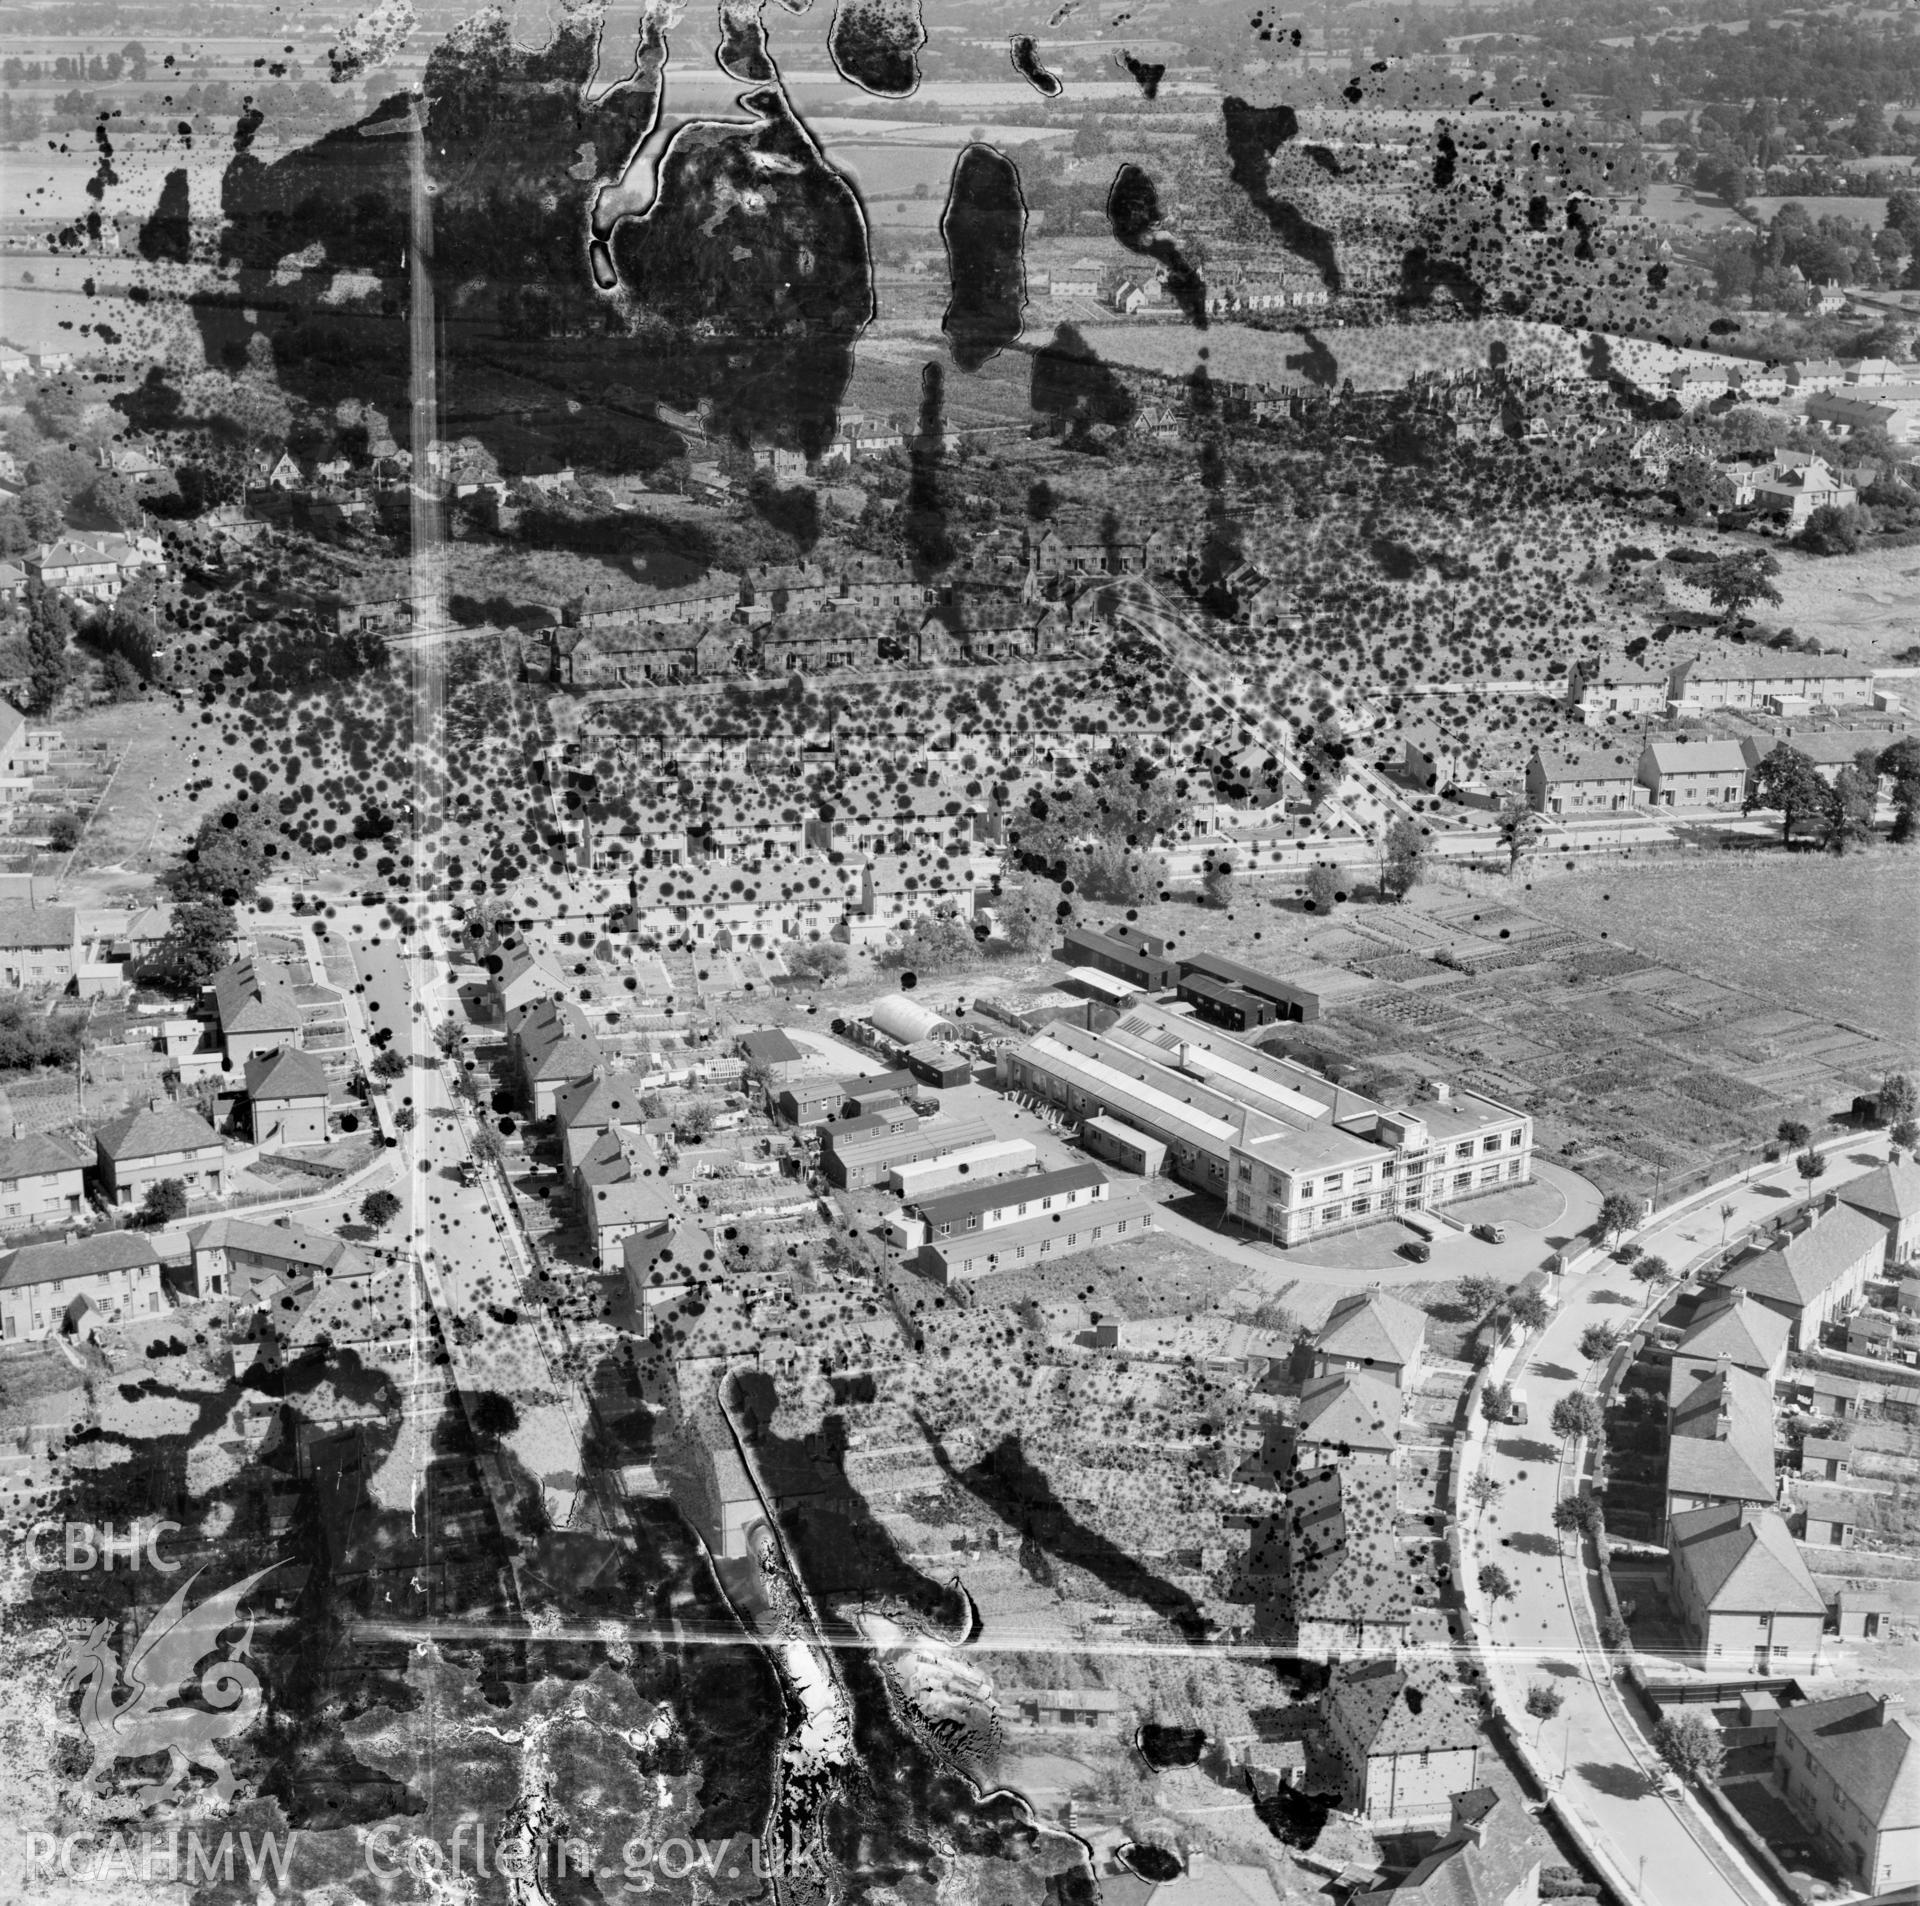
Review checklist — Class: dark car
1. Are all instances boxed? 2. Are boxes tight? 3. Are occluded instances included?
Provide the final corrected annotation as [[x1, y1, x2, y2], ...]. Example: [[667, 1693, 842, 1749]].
[[1472, 1222, 1507, 1244], [1399, 1239, 1432, 1263]]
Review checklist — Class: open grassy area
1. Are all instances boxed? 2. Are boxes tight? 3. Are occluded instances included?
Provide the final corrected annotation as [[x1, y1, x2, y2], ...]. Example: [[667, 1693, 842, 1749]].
[[1521, 850, 1920, 1045]]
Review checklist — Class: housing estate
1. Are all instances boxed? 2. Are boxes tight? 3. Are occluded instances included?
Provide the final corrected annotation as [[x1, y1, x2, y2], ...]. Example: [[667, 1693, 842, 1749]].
[[1667, 653, 1876, 713], [1674, 1286, 1791, 1384], [1637, 739, 1752, 810], [1524, 748, 1644, 815], [1294, 1369, 1404, 1467], [208, 959, 303, 1065], [1352, 1790, 1541, 1906], [242, 1047, 330, 1149]]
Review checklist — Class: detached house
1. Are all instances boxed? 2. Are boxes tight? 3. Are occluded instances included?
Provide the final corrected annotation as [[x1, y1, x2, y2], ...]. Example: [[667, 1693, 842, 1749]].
[[1750, 454, 1855, 527], [93, 1100, 227, 1210], [1717, 1203, 1885, 1349], [1312, 1290, 1427, 1390], [1773, 1694, 1918, 1892], [1668, 1503, 1826, 1672], [1324, 1659, 1483, 1823]]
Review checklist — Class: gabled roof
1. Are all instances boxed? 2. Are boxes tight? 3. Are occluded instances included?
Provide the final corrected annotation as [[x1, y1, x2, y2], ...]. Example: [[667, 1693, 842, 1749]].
[[1669, 1503, 1825, 1616], [1643, 739, 1751, 773], [1316, 1291, 1426, 1368], [1719, 1204, 1889, 1310], [1296, 1369, 1402, 1455], [1777, 1695, 1919, 1832], [554, 1074, 648, 1130], [1675, 1286, 1791, 1374], [1531, 748, 1641, 783], [93, 1102, 221, 1163], [914, 1162, 1107, 1234], [1355, 1790, 1540, 1906], [1328, 1658, 1482, 1757], [738, 1028, 805, 1066], [210, 958, 301, 1035], [1666, 1361, 1777, 1506], [0, 1131, 89, 1181], [1838, 1158, 1920, 1225], [189, 1216, 366, 1277], [1, 1229, 160, 1290], [507, 996, 600, 1081], [1287, 1461, 1412, 1625], [0, 904, 76, 949], [242, 1046, 328, 1100]]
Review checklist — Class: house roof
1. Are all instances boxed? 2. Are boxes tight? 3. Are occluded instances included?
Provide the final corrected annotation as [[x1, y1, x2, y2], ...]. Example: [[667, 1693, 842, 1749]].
[[738, 1028, 805, 1066], [1296, 1369, 1403, 1455], [1719, 1204, 1889, 1311], [1355, 1790, 1541, 1906], [0, 1229, 160, 1291], [1675, 1286, 1791, 1374], [507, 996, 601, 1081], [1677, 651, 1875, 683], [189, 1215, 364, 1276], [1777, 1695, 1919, 1833], [1643, 739, 1751, 774], [1328, 1658, 1482, 1757], [1839, 1158, 1920, 1225], [242, 1046, 329, 1101], [1287, 1461, 1413, 1624], [0, 904, 76, 949], [0, 1131, 89, 1182], [1666, 1361, 1777, 1506], [1669, 1504, 1825, 1616], [1316, 1291, 1427, 1368], [210, 958, 301, 1035], [1756, 728, 1909, 769], [93, 1102, 221, 1163], [554, 1074, 649, 1130], [1531, 747, 1642, 783]]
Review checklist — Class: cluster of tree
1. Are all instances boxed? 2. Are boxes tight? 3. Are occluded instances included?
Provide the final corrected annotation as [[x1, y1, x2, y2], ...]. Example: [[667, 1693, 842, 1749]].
[[147, 804, 281, 989], [20, 585, 75, 718], [876, 907, 981, 975], [0, 1000, 83, 1073], [0, 439, 145, 550], [1704, 201, 1903, 308], [1009, 747, 1181, 906], [1747, 739, 1919, 855]]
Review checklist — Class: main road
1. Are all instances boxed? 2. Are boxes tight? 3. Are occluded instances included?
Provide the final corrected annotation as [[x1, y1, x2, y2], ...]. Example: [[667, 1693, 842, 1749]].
[[1465, 1132, 1894, 1906]]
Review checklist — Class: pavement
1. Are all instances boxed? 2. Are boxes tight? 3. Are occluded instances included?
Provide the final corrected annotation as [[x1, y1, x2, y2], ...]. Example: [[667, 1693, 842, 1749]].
[[1463, 1130, 1895, 1906]]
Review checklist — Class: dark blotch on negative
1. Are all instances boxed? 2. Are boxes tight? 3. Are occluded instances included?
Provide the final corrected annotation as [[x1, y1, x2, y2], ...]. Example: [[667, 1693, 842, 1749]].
[[1106, 163, 1206, 328], [1220, 97, 1343, 294], [1010, 36, 1063, 98], [829, 0, 925, 97], [941, 144, 1026, 371], [1117, 50, 1162, 99]]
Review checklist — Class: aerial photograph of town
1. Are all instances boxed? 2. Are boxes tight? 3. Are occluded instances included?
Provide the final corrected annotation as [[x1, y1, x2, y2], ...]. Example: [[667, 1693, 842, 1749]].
[[0, 0, 1916, 1901]]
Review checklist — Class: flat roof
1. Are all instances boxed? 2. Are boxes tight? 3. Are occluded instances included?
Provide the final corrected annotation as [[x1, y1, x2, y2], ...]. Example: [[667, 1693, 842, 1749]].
[[1065, 964, 1142, 1002]]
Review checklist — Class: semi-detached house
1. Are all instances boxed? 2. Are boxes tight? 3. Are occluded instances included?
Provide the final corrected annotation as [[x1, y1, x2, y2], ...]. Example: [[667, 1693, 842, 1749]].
[[1717, 1203, 1885, 1350], [0, 1230, 165, 1340], [1667, 1503, 1826, 1672], [1773, 1694, 1917, 1892], [1637, 738, 1752, 810], [1524, 748, 1643, 816], [1324, 1659, 1481, 1822], [1663, 1358, 1778, 1538]]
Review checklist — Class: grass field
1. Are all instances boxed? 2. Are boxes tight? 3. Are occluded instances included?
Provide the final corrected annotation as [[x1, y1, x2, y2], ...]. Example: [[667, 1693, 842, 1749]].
[[1521, 851, 1920, 1045]]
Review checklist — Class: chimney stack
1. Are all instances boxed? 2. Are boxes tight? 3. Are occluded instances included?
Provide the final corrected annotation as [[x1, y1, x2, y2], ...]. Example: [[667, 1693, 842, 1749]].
[[150, 1095, 165, 1113]]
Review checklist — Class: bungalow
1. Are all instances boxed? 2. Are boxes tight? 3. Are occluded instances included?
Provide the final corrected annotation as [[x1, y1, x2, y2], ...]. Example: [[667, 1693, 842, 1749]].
[[1523, 748, 1643, 816], [1773, 1693, 1918, 1893], [1668, 1503, 1826, 1673], [1837, 1158, 1920, 1265], [242, 1046, 330, 1149], [0, 1131, 89, 1232], [1636, 738, 1751, 810], [506, 997, 601, 1119], [208, 958, 303, 1065], [1312, 1290, 1427, 1391], [92, 1099, 227, 1209], [1664, 1358, 1778, 1537], [1324, 1658, 1482, 1823], [0, 905, 80, 989], [0, 1230, 165, 1341], [1668, 652, 1877, 712], [1717, 1203, 1886, 1349], [912, 1162, 1109, 1244]]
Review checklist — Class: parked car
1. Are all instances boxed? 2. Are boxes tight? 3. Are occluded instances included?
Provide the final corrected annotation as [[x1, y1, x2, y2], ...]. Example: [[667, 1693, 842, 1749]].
[[1506, 1386, 1529, 1425], [1472, 1222, 1507, 1244], [1399, 1240, 1432, 1263]]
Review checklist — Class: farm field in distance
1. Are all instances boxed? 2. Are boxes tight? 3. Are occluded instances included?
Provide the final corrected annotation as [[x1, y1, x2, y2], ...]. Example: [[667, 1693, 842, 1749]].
[[1522, 851, 1920, 1045]]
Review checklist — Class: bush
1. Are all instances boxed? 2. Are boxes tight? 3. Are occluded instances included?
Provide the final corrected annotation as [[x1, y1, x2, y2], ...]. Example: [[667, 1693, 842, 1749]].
[[45, 812, 81, 851], [1541, 1867, 1601, 1899]]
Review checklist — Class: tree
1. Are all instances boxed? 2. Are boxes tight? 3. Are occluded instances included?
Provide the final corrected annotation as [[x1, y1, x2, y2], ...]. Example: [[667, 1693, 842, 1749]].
[[788, 940, 849, 982], [1458, 1274, 1505, 1319], [360, 1188, 402, 1229], [45, 812, 80, 852], [1303, 864, 1340, 912], [1599, 1612, 1631, 1651], [370, 1047, 407, 1081], [1880, 735, 1920, 842], [677, 1097, 719, 1142], [1595, 1191, 1639, 1245], [1551, 1392, 1606, 1444], [1878, 1074, 1918, 1131], [1509, 1289, 1551, 1332], [1702, 548, 1781, 623], [103, 654, 143, 701], [392, 1103, 416, 1133], [1746, 746, 1833, 845], [1578, 1321, 1620, 1362], [432, 1018, 466, 1059], [993, 878, 1052, 954], [1890, 1117, 1919, 1153], [1496, 792, 1542, 874], [1797, 1146, 1828, 1182], [1526, 1684, 1565, 1728], [1822, 763, 1877, 854], [146, 897, 237, 989], [22, 583, 74, 717], [1653, 1713, 1726, 1787], [469, 1123, 507, 1166], [1379, 817, 1429, 902], [1632, 1254, 1672, 1287], [1479, 1382, 1513, 1425], [1554, 1491, 1605, 1542], [1778, 1118, 1811, 1148], [161, 804, 279, 905], [1478, 1563, 1514, 1605], [137, 1177, 188, 1226], [1467, 1472, 1503, 1525], [1200, 859, 1235, 909], [1796, 501, 1868, 555]]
